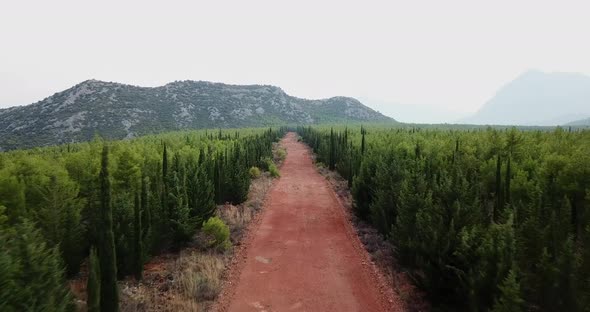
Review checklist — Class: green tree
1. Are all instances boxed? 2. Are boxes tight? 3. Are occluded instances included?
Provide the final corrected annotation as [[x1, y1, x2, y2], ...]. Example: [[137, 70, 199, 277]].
[[87, 247, 101, 312], [495, 154, 503, 222], [0, 218, 74, 312], [0, 173, 26, 223], [491, 269, 524, 312], [329, 128, 336, 170], [133, 192, 143, 280], [97, 145, 119, 312], [188, 165, 216, 225], [36, 175, 84, 275], [140, 175, 151, 257], [161, 143, 170, 223], [169, 171, 191, 244]]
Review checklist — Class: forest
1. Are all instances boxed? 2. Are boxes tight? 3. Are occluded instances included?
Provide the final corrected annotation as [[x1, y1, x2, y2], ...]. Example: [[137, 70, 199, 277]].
[[0, 127, 285, 311], [2, 123, 589, 311], [298, 125, 590, 311]]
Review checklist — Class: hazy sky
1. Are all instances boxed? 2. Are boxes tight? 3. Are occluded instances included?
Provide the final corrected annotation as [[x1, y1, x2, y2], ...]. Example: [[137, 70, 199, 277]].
[[1, 0, 589, 122]]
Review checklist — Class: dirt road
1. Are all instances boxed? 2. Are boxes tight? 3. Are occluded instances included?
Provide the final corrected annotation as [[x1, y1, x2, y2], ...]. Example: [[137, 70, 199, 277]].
[[219, 132, 399, 311]]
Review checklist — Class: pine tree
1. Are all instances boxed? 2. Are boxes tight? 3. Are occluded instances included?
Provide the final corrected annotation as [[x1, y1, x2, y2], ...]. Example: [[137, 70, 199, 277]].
[[494, 154, 502, 222], [352, 156, 378, 221], [190, 165, 216, 225], [491, 269, 524, 312], [162, 144, 168, 182], [140, 176, 151, 254], [360, 126, 366, 155], [348, 144, 355, 187], [505, 156, 511, 207], [133, 192, 143, 281], [0, 219, 74, 311], [36, 175, 83, 275], [169, 171, 191, 244], [329, 128, 336, 170], [213, 155, 221, 203], [87, 247, 101, 312], [162, 144, 169, 221], [98, 145, 119, 312]]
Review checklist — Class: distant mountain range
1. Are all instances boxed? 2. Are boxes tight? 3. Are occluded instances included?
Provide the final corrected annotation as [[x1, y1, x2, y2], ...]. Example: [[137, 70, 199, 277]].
[[0, 80, 392, 150], [461, 70, 590, 126], [567, 117, 590, 126]]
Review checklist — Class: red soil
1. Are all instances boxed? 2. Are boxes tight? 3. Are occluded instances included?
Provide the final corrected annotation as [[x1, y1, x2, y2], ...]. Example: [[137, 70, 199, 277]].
[[216, 132, 402, 312]]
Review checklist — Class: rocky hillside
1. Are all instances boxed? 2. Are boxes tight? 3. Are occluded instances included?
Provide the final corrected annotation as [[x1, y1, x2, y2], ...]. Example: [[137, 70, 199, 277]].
[[0, 80, 392, 150]]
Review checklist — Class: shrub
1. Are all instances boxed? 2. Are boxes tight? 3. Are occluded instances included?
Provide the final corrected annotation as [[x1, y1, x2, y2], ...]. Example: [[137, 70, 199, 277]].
[[260, 157, 273, 171], [276, 148, 287, 161], [201, 217, 230, 251], [261, 158, 280, 177], [249, 166, 261, 179], [268, 163, 280, 178]]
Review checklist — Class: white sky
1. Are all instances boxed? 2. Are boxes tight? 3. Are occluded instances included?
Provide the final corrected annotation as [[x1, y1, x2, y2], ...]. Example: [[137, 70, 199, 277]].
[[1, 0, 589, 122]]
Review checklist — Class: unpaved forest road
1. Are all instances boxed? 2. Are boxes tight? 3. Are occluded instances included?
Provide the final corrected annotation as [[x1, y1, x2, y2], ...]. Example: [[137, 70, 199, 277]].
[[221, 132, 399, 312]]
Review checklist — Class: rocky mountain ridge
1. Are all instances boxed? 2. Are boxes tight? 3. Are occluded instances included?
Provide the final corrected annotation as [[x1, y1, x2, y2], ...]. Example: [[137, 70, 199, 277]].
[[0, 79, 392, 150]]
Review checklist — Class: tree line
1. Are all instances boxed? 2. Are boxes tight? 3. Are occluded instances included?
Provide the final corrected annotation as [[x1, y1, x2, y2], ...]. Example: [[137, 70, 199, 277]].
[[0, 127, 285, 311], [298, 125, 590, 311]]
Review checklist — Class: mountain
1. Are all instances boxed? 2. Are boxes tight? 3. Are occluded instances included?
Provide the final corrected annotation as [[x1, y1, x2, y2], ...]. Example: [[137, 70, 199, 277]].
[[0, 80, 392, 150], [461, 70, 590, 126], [567, 117, 590, 126]]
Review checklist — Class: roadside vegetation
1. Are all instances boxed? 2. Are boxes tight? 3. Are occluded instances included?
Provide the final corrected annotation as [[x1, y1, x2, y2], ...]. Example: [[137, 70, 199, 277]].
[[298, 125, 590, 311], [0, 127, 285, 311]]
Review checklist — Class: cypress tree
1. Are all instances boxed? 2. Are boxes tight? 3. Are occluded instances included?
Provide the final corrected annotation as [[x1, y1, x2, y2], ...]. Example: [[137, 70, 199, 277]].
[[98, 145, 119, 312], [343, 127, 348, 146], [348, 144, 354, 187], [198, 147, 205, 165], [162, 144, 169, 219], [162, 145, 168, 179], [140, 176, 151, 253], [214, 154, 222, 203], [329, 128, 336, 170], [361, 126, 366, 155], [491, 270, 524, 312], [133, 192, 143, 281], [505, 156, 511, 207], [169, 171, 191, 244], [87, 247, 100, 312], [494, 154, 502, 222], [189, 165, 216, 225]]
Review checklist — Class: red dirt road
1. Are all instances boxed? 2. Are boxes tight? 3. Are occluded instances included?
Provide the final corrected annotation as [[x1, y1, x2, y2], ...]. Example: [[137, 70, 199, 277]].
[[220, 133, 400, 312]]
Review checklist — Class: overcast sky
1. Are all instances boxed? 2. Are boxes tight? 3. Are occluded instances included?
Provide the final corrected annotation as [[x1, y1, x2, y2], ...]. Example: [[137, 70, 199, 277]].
[[1, 0, 589, 122]]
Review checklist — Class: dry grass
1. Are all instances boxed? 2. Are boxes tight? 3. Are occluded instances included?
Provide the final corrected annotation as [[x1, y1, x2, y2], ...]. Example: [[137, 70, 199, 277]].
[[175, 252, 226, 302], [120, 289, 201, 312], [217, 204, 252, 232], [117, 251, 226, 312], [118, 253, 183, 312], [163, 297, 200, 312]]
